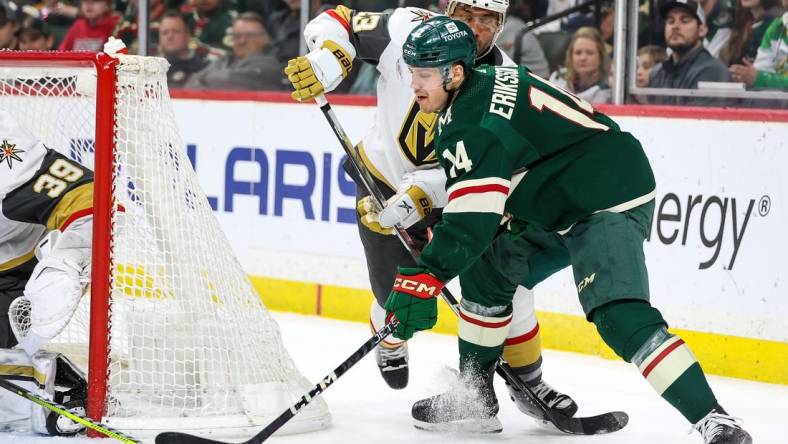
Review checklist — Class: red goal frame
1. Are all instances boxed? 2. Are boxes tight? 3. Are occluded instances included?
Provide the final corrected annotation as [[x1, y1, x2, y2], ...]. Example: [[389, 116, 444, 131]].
[[0, 51, 117, 430]]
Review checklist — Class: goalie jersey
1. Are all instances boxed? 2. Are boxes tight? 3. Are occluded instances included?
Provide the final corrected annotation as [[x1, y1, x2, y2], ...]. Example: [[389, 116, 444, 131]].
[[0, 109, 93, 273], [304, 6, 514, 193]]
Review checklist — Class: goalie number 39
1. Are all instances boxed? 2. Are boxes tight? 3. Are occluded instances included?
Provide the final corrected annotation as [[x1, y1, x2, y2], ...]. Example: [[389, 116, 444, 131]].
[[33, 159, 85, 198]]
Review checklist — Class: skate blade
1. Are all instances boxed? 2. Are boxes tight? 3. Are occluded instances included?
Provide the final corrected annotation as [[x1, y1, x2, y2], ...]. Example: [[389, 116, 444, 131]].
[[413, 416, 503, 434]]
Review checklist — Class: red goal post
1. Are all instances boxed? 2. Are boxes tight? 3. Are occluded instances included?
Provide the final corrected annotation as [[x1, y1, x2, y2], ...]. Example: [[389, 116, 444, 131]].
[[0, 50, 330, 439]]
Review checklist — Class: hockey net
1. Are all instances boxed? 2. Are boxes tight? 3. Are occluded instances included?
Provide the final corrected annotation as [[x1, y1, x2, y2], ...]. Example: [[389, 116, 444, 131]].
[[0, 51, 330, 438]]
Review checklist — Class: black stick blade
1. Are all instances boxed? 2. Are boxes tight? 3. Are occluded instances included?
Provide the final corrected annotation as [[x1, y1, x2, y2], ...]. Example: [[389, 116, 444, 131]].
[[552, 410, 629, 435], [155, 431, 230, 444]]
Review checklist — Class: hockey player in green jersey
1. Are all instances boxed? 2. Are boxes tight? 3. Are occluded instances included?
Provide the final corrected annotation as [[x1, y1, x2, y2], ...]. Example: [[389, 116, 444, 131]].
[[284, 0, 579, 422], [382, 16, 752, 443]]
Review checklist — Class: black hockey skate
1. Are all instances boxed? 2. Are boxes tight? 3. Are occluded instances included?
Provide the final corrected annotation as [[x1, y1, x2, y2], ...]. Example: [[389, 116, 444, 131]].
[[46, 355, 88, 436], [375, 342, 408, 389], [693, 406, 753, 444], [506, 378, 579, 419], [412, 365, 502, 433]]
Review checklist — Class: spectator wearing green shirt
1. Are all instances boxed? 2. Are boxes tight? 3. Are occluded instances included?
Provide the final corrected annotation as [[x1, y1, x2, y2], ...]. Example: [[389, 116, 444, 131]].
[[729, 0, 787, 89], [720, 0, 781, 65], [184, 0, 235, 53]]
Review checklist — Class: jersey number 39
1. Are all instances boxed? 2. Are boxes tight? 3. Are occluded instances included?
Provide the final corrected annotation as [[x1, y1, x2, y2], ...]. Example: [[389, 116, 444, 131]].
[[33, 159, 84, 198]]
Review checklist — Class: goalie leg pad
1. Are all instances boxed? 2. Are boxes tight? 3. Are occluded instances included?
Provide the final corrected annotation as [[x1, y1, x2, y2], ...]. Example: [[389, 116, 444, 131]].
[[0, 349, 38, 431], [0, 349, 52, 434], [0, 349, 86, 435]]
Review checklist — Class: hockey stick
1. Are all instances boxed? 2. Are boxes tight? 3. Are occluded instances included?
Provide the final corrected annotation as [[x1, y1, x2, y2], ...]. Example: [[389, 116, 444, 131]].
[[0, 377, 140, 443], [154, 319, 399, 444], [313, 94, 628, 435]]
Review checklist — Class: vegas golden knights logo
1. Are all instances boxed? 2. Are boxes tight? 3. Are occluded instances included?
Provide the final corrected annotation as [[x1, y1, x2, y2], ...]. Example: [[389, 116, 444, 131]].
[[397, 100, 439, 166], [0, 139, 24, 169]]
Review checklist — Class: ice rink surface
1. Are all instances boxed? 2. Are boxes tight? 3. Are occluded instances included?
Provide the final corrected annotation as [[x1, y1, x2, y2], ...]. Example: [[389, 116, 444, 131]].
[[3, 312, 784, 444]]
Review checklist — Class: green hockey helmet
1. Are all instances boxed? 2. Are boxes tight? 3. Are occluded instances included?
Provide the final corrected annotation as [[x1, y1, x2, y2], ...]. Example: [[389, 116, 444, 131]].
[[402, 16, 477, 73]]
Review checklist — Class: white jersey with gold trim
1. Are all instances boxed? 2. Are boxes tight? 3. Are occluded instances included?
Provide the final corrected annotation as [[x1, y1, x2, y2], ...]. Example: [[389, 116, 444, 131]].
[[304, 6, 514, 192], [0, 110, 50, 269], [0, 109, 94, 271]]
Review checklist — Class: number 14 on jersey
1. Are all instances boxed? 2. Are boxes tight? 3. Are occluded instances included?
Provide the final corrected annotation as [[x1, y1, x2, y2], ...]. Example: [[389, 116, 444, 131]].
[[442, 141, 473, 178]]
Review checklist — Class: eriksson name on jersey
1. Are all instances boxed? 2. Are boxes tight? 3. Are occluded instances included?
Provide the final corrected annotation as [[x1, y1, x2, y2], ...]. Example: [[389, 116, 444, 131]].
[[489, 67, 519, 120]]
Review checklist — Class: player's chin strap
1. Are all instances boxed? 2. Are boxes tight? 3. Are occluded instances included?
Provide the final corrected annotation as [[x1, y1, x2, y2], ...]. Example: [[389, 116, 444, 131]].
[[440, 64, 469, 107], [441, 88, 458, 109], [475, 43, 494, 61]]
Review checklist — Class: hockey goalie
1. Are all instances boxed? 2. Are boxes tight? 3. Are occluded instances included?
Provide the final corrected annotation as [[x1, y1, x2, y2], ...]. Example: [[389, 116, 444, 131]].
[[0, 107, 91, 436]]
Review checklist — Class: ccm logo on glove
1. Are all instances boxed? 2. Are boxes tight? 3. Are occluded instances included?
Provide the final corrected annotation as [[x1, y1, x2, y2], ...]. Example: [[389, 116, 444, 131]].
[[392, 273, 443, 298]]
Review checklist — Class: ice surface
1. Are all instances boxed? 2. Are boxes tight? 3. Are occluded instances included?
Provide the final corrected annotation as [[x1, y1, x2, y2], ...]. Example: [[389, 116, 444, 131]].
[[3, 312, 784, 443]]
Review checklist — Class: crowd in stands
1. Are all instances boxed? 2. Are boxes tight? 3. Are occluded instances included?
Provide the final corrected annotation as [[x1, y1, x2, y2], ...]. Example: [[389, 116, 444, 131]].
[[0, 0, 782, 106]]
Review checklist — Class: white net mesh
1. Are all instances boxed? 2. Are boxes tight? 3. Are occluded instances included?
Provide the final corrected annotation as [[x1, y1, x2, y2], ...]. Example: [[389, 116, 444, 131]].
[[0, 53, 329, 438]]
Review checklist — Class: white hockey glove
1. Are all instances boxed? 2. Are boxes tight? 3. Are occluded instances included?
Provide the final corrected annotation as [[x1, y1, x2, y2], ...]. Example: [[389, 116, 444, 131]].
[[10, 218, 92, 356], [378, 169, 448, 231], [284, 40, 353, 102]]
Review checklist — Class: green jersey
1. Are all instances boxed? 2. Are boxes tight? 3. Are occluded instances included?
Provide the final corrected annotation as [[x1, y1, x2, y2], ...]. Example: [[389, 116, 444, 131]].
[[419, 65, 656, 282]]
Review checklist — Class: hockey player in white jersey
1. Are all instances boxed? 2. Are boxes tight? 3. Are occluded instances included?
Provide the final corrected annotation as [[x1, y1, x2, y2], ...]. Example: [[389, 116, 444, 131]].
[[0, 108, 92, 436], [285, 0, 578, 419]]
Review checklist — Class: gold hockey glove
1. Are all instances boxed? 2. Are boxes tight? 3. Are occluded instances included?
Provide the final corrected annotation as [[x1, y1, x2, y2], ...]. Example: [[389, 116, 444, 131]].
[[357, 195, 393, 235], [284, 40, 352, 102]]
